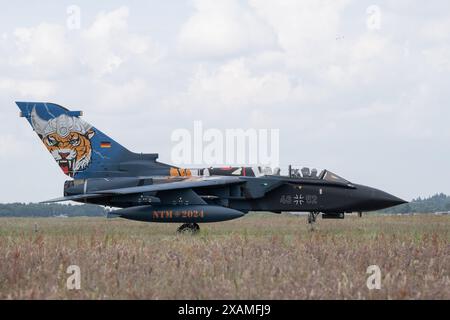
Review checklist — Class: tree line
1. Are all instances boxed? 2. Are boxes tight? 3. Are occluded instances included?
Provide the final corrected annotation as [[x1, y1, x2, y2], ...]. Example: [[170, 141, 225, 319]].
[[0, 193, 449, 217], [379, 193, 450, 214], [0, 203, 108, 217]]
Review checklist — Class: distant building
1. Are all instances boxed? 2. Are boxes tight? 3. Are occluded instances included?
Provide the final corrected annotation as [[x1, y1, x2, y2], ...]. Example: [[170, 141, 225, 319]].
[[53, 214, 69, 218]]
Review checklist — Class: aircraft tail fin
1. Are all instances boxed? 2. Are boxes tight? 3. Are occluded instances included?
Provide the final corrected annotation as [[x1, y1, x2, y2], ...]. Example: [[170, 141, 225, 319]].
[[16, 102, 160, 178]]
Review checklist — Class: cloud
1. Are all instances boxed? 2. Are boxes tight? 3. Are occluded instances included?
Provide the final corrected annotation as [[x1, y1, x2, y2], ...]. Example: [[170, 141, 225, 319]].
[[1, 6, 163, 79], [10, 23, 75, 77], [0, 6, 164, 111], [419, 18, 450, 71], [422, 46, 450, 72], [91, 78, 150, 111], [81, 6, 164, 77], [174, 0, 407, 114], [321, 33, 398, 88], [248, 0, 350, 70], [1, 2, 450, 201], [178, 0, 278, 58], [420, 18, 450, 43], [0, 134, 27, 159], [0, 78, 56, 98], [166, 58, 306, 114], [167, 0, 450, 156]]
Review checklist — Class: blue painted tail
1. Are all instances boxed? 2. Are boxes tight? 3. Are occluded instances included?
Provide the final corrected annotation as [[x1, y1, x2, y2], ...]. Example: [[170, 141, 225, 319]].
[[16, 102, 165, 178]]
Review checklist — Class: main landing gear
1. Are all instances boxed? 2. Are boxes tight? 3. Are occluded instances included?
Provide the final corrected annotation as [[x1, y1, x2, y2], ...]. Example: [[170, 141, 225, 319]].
[[177, 223, 200, 234], [308, 212, 320, 224], [308, 212, 320, 231]]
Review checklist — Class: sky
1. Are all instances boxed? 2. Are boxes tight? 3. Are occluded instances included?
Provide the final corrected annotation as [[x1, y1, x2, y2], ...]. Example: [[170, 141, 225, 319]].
[[0, 0, 449, 203]]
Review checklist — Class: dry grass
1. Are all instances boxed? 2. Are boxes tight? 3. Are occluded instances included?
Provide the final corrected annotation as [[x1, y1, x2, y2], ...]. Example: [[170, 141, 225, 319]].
[[0, 214, 449, 300]]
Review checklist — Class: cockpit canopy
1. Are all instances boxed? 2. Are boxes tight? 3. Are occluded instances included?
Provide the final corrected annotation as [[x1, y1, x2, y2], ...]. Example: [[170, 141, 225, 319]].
[[320, 170, 351, 184], [285, 166, 352, 184], [190, 165, 352, 185]]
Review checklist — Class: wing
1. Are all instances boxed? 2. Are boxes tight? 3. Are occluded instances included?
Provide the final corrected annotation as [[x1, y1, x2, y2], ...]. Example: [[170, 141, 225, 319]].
[[42, 193, 112, 203], [96, 176, 242, 195], [42, 176, 243, 203]]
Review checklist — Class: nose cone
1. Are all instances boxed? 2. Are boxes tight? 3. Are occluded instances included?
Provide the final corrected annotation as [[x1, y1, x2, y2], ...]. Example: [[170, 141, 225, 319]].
[[354, 185, 407, 211]]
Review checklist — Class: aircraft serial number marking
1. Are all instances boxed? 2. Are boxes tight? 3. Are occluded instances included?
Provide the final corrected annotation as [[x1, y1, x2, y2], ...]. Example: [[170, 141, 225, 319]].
[[152, 210, 205, 219], [280, 194, 318, 206]]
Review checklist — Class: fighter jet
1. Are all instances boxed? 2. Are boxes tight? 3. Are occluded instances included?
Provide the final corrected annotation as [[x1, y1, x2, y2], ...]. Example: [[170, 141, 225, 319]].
[[16, 102, 407, 233]]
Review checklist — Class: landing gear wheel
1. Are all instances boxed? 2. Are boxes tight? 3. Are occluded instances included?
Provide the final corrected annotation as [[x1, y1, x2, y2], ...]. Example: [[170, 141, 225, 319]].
[[308, 212, 319, 224], [177, 223, 200, 234], [308, 212, 320, 230]]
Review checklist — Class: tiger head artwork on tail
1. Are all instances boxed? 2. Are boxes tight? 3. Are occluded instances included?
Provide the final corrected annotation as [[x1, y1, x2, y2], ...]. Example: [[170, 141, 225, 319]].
[[16, 101, 168, 179], [30, 107, 95, 177]]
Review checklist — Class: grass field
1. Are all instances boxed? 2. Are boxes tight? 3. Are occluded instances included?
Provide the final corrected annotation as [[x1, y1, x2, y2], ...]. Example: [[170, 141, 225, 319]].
[[0, 214, 449, 300]]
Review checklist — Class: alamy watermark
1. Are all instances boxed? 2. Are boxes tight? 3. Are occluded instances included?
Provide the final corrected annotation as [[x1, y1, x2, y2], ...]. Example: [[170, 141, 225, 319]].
[[67, 5, 81, 30], [66, 265, 81, 290], [171, 121, 280, 168], [366, 265, 381, 290], [366, 5, 382, 31]]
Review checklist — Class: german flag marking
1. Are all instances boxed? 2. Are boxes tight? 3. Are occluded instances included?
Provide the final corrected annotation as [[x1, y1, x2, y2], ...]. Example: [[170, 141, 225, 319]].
[[100, 141, 111, 148]]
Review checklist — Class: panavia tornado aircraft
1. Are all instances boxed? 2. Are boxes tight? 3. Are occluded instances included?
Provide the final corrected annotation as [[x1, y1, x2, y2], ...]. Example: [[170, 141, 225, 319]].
[[16, 102, 407, 233]]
